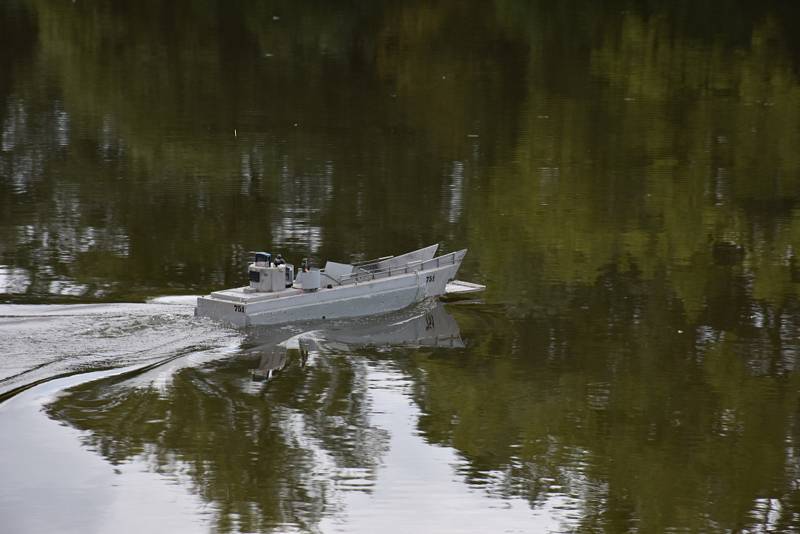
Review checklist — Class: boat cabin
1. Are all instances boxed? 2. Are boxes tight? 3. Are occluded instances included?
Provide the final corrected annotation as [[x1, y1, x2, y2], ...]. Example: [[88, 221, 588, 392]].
[[247, 251, 295, 293]]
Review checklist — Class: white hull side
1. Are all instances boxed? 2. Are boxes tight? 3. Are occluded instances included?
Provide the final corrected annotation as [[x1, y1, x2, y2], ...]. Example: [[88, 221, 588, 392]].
[[196, 260, 461, 328]]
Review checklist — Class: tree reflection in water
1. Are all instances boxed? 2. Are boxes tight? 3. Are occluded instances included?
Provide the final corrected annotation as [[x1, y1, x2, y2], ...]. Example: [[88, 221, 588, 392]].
[[44, 302, 467, 532], [3, 0, 800, 531], [402, 267, 800, 532], [45, 344, 386, 532]]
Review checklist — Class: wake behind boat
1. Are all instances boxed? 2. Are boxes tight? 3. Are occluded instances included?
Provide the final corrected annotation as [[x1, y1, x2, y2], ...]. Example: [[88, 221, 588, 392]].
[[195, 244, 484, 327]]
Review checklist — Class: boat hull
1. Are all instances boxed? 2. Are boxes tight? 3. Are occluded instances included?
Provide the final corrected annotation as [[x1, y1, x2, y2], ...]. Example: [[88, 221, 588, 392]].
[[195, 256, 463, 327]]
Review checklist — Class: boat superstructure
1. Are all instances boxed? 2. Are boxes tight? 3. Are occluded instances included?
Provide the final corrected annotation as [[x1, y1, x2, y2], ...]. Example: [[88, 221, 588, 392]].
[[195, 244, 482, 327]]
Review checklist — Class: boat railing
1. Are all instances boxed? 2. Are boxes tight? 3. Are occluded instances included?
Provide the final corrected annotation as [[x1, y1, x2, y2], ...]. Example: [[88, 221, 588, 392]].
[[351, 255, 394, 270], [338, 250, 463, 285]]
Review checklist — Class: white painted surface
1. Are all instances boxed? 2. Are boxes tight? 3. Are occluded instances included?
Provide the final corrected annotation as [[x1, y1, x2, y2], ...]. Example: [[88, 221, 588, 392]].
[[196, 248, 470, 328]]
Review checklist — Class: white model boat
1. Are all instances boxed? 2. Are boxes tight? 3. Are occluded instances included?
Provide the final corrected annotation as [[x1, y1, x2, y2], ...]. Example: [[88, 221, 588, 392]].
[[195, 244, 483, 327]]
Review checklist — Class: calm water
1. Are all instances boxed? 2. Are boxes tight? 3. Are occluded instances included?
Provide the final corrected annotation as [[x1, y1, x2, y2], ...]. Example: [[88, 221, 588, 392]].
[[1, 1, 800, 532]]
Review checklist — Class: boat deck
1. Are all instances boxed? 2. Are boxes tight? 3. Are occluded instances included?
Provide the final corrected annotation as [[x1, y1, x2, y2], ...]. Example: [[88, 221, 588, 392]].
[[210, 287, 305, 303]]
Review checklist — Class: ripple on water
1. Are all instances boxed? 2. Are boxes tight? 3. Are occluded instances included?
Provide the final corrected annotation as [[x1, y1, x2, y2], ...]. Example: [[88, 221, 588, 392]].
[[0, 300, 241, 398]]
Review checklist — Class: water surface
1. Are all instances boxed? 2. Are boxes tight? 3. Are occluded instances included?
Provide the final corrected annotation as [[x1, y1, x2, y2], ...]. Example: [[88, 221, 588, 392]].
[[1, 1, 800, 532]]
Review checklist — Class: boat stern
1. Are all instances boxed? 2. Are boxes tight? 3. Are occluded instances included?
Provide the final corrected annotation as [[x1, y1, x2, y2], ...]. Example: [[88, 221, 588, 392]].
[[195, 295, 250, 328]]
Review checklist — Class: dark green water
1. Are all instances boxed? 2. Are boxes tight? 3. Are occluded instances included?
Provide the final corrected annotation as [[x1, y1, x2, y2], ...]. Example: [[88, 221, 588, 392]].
[[1, 1, 800, 532]]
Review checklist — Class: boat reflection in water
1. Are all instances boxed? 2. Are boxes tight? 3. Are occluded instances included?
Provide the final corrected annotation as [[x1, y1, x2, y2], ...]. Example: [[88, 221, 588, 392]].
[[246, 301, 463, 382]]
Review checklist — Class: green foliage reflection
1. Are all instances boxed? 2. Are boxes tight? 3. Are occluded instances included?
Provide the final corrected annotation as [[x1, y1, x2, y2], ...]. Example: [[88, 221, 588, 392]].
[[46, 352, 387, 533]]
